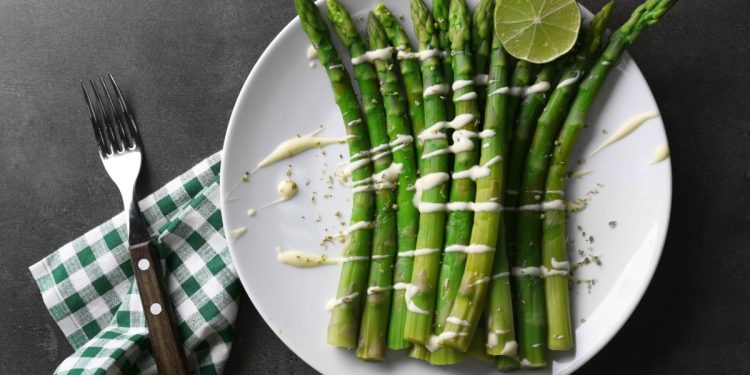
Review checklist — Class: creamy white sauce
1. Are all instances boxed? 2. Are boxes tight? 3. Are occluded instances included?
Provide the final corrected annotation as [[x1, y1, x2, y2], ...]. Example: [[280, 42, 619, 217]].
[[454, 92, 478, 102], [589, 111, 660, 156], [512, 266, 541, 277], [401, 283, 428, 315], [452, 80, 474, 91], [551, 257, 570, 270], [467, 276, 490, 288], [255, 128, 348, 170], [325, 292, 359, 312], [306, 44, 318, 60], [275, 247, 369, 268], [489, 82, 551, 97], [445, 201, 503, 212], [397, 48, 447, 61], [247, 208, 257, 217], [373, 163, 403, 187], [648, 143, 670, 165], [423, 84, 450, 97], [517, 200, 565, 211], [520, 358, 545, 368], [421, 129, 476, 159], [445, 244, 495, 254], [367, 285, 392, 295], [474, 74, 489, 86], [347, 118, 362, 127], [348, 221, 373, 233], [228, 227, 246, 244], [556, 71, 581, 89], [412, 172, 450, 211], [328, 64, 344, 70], [389, 134, 414, 152], [351, 47, 393, 65], [491, 271, 510, 279], [569, 168, 593, 178], [425, 331, 469, 352], [541, 266, 568, 278], [418, 113, 477, 141], [452, 155, 502, 180], [263, 178, 298, 208], [447, 316, 471, 327], [501, 340, 518, 355]]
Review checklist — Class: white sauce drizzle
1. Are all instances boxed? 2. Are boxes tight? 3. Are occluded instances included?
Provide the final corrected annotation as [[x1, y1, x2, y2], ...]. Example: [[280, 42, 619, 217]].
[[400, 283, 428, 315], [351, 47, 393, 65], [589, 111, 660, 156], [516, 200, 565, 211], [228, 227, 246, 244], [367, 285, 392, 294], [452, 80, 474, 91], [541, 266, 568, 278], [467, 276, 491, 288], [501, 340, 519, 355], [397, 48, 447, 61], [452, 155, 502, 180], [348, 221, 373, 233], [389, 134, 414, 152], [247, 208, 257, 217], [512, 267, 542, 277], [648, 143, 670, 165], [262, 178, 299, 208], [423, 84, 450, 97], [412, 172, 450, 212], [422, 129, 477, 159], [491, 271, 510, 279], [328, 64, 344, 70], [569, 168, 593, 178], [418, 113, 477, 141], [347, 118, 362, 127], [474, 74, 489, 86], [445, 244, 495, 254], [489, 82, 551, 97], [445, 201, 503, 212], [306, 44, 318, 60], [454, 92, 478, 102], [325, 292, 359, 312], [255, 128, 348, 170], [447, 317, 471, 327], [556, 71, 581, 89]]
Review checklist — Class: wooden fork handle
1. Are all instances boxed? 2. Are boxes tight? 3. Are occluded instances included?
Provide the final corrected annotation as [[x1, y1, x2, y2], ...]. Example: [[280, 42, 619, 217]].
[[130, 241, 189, 375]]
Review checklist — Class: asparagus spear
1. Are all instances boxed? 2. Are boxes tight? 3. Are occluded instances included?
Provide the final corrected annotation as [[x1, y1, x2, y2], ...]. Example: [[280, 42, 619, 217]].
[[373, 4, 427, 161], [325, 0, 397, 358], [504, 60, 536, 146], [541, 0, 676, 355], [429, 0, 481, 364], [403, 0, 452, 346], [294, 0, 375, 350], [470, 0, 494, 112], [507, 56, 571, 368], [433, 0, 454, 119], [484, 28, 516, 360], [516, 4, 613, 355], [438, 3, 510, 354]]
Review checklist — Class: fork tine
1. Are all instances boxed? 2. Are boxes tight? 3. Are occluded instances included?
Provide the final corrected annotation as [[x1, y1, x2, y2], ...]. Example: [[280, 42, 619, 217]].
[[99, 75, 131, 149], [89, 77, 122, 152], [108, 73, 141, 147], [82, 81, 108, 155]]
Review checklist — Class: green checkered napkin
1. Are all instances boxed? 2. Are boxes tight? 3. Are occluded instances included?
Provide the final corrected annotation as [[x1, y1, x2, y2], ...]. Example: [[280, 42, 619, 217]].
[[29, 152, 240, 374]]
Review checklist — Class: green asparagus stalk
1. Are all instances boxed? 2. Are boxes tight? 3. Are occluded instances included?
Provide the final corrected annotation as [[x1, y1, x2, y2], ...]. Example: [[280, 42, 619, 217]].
[[508, 56, 571, 368], [484, 28, 516, 360], [403, 0, 452, 346], [361, 14, 421, 358], [541, 0, 676, 354], [516, 3, 613, 354], [294, 0, 375, 350], [471, 0, 493, 112], [433, 0, 454, 119], [438, 2, 509, 354], [374, 4, 427, 161], [429, 0, 480, 364], [504, 60, 535, 145], [325, 0, 397, 359]]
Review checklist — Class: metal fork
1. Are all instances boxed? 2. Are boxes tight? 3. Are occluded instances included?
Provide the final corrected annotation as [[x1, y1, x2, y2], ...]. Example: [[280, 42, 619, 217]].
[[82, 75, 188, 375]]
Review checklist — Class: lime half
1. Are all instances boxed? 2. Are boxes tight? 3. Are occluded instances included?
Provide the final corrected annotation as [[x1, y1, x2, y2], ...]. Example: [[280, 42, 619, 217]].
[[495, 0, 581, 64]]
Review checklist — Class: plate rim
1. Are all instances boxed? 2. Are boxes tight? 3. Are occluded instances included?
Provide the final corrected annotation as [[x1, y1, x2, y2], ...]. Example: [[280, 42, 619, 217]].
[[220, 1, 673, 373]]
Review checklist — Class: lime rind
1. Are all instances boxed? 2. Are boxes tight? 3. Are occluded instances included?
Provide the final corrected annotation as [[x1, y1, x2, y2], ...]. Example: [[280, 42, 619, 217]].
[[495, 0, 582, 64]]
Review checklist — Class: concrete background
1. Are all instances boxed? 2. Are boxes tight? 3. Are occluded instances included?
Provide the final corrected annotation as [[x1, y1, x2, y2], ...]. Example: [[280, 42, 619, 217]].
[[0, 0, 748, 373]]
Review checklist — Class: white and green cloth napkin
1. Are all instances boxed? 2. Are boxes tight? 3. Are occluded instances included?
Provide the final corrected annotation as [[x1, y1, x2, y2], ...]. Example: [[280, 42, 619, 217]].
[[29, 152, 239, 375]]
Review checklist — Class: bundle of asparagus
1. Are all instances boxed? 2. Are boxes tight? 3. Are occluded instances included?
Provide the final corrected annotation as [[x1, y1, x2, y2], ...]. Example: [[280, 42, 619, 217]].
[[293, 0, 676, 369]]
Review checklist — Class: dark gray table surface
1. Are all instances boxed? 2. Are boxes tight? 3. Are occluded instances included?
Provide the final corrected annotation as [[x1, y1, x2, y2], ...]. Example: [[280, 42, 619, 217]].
[[1, 0, 748, 374]]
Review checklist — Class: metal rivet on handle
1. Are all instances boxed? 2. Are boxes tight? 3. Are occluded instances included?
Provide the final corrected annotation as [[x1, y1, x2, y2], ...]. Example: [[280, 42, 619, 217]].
[[138, 259, 150, 271], [150, 303, 162, 315]]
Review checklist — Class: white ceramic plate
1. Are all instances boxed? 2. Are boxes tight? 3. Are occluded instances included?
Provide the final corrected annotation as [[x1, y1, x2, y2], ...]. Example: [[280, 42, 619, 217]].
[[220, 1, 672, 374]]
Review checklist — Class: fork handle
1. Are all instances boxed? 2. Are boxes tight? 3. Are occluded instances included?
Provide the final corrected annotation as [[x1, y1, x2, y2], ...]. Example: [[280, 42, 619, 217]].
[[130, 241, 189, 375]]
